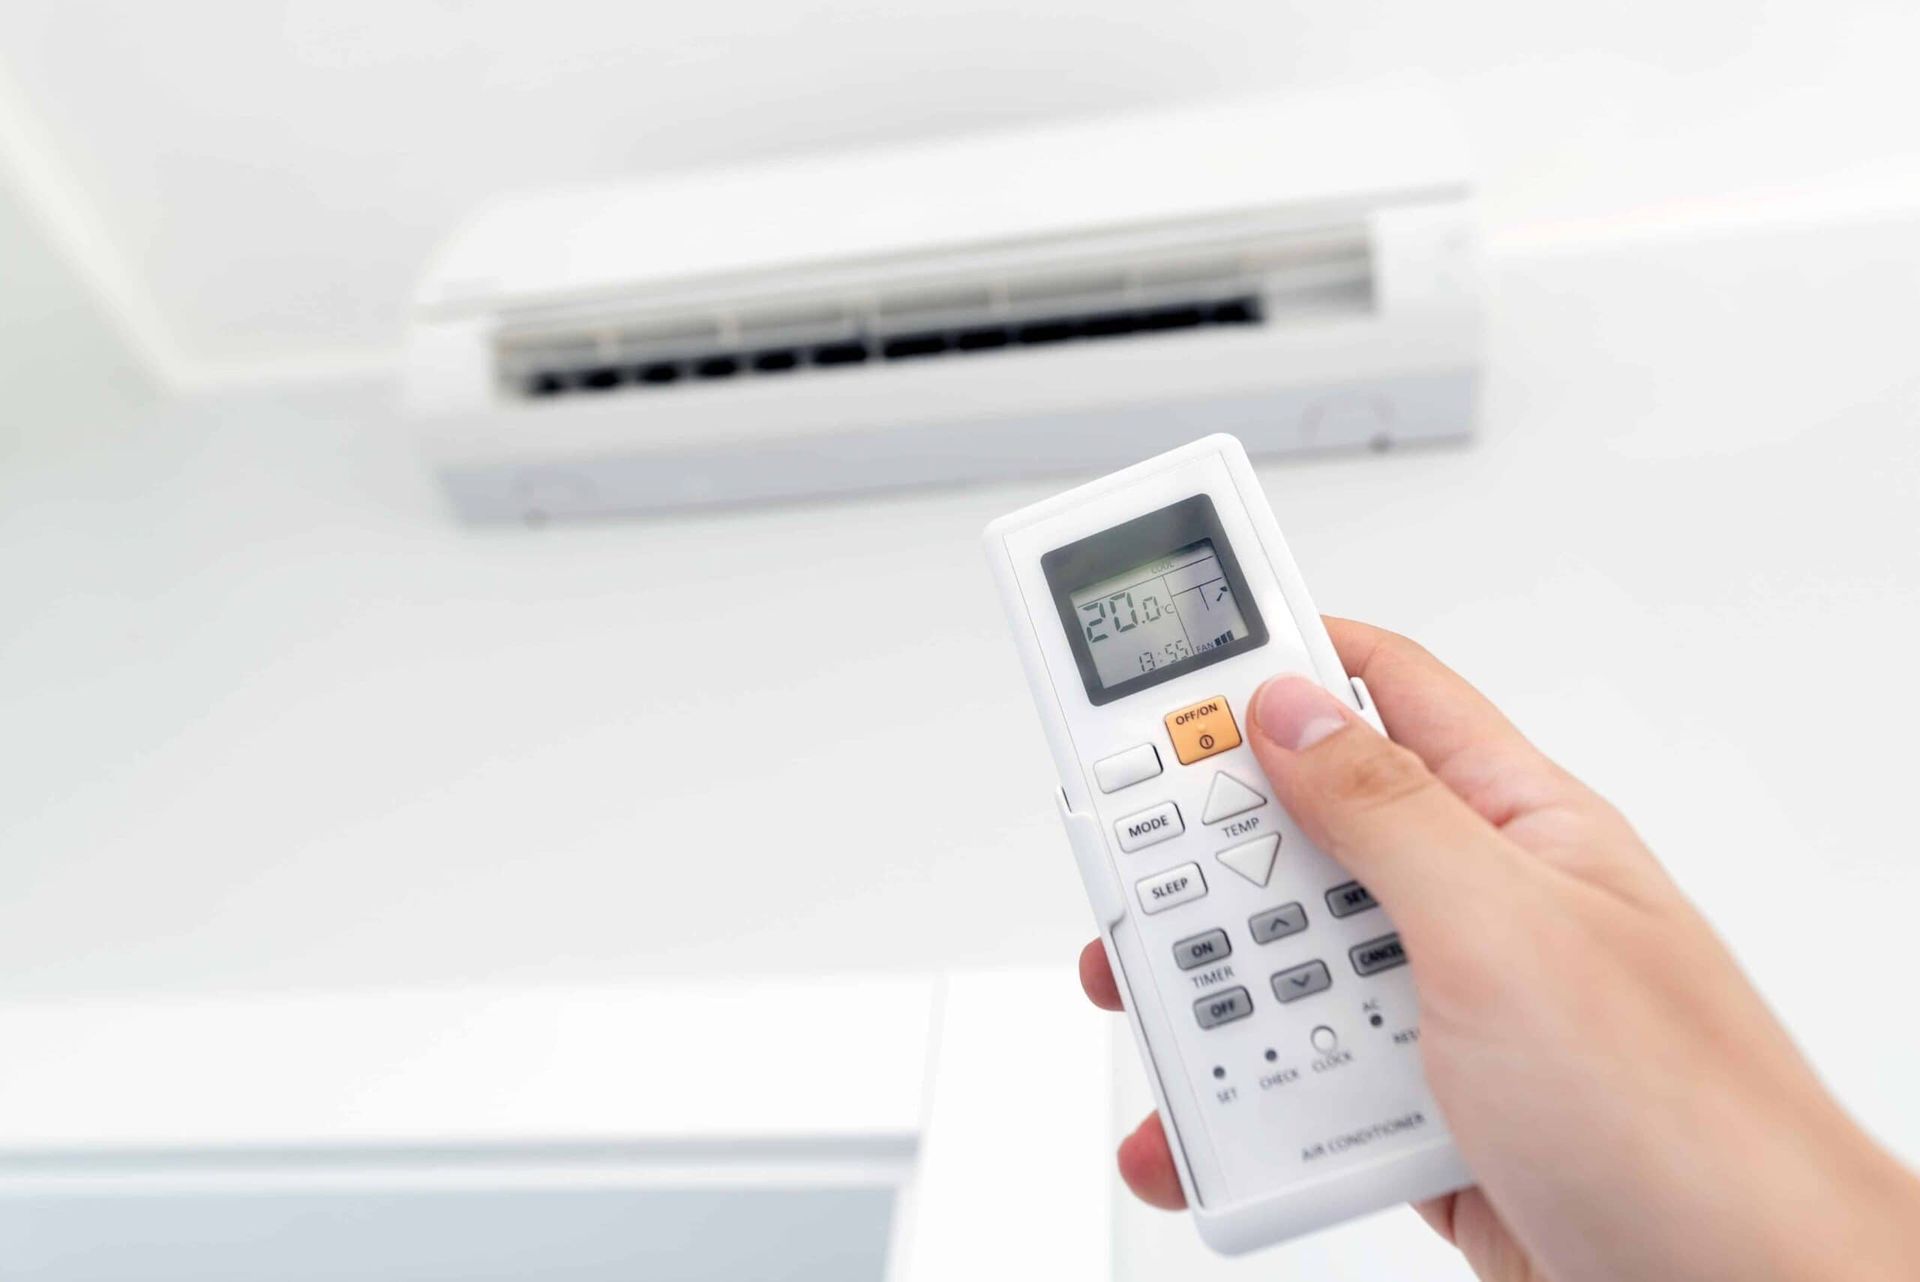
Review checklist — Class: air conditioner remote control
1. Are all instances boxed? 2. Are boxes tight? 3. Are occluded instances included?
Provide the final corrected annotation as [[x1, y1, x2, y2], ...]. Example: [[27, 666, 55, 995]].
[[984, 434, 1470, 1252]]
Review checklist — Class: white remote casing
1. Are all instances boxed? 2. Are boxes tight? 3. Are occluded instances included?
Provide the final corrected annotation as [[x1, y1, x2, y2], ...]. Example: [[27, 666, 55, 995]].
[[984, 434, 1470, 1253]]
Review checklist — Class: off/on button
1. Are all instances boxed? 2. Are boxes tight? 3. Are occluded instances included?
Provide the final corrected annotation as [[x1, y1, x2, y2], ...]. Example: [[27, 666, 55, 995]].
[[1164, 696, 1241, 765]]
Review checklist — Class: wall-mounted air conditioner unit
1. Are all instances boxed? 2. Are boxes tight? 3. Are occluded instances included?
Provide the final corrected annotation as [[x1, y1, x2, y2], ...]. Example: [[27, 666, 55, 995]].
[[407, 85, 1479, 521]]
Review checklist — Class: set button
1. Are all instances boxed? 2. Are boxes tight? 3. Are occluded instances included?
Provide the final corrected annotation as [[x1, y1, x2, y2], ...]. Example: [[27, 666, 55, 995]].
[[1136, 862, 1207, 915], [1164, 696, 1241, 765], [1114, 801, 1183, 852], [1093, 743, 1162, 794], [1173, 928, 1231, 971], [1194, 985, 1253, 1029], [1326, 880, 1378, 919]]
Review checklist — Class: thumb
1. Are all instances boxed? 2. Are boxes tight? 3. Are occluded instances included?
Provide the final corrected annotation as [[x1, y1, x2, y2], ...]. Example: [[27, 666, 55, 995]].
[[1247, 675, 1525, 935]]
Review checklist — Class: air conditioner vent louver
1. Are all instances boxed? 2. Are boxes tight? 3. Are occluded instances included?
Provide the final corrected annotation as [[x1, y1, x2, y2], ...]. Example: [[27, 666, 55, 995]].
[[492, 227, 1374, 404], [514, 294, 1269, 400]]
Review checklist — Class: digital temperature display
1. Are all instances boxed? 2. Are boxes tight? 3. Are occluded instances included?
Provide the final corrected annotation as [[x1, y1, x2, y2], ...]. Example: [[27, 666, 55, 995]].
[[1041, 493, 1268, 706], [1068, 539, 1252, 690]]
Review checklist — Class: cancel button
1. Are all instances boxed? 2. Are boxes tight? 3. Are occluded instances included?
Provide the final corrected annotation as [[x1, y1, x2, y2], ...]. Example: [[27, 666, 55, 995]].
[[1349, 933, 1407, 976]]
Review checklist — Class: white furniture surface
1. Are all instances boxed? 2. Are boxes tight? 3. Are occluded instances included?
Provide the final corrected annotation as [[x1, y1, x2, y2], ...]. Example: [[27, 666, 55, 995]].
[[3, 212, 1918, 1279], [0, 972, 1109, 1282]]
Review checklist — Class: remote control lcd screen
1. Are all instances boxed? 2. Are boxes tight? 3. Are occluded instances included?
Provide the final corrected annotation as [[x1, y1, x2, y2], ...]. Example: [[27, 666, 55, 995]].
[[1068, 539, 1252, 690]]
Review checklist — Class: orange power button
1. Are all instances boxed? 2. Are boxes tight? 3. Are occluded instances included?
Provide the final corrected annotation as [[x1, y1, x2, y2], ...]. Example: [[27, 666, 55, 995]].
[[1164, 696, 1241, 765]]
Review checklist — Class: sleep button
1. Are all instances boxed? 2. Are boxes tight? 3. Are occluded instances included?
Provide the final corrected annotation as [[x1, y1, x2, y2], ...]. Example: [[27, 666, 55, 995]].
[[1136, 863, 1206, 915]]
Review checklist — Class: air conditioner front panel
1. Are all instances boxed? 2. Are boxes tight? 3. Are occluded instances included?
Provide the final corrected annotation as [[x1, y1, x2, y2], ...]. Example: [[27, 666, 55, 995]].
[[408, 85, 1483, 518], [418, 85, 1471, 315]]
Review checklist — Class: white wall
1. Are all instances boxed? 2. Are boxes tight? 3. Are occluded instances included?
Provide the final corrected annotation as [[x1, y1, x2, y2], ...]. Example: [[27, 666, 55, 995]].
[[0, 175, 151, 443], [2, 0, 1919, 384]]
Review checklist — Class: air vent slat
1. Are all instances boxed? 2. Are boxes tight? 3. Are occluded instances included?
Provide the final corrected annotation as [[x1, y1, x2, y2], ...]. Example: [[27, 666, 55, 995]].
[[507, 292, 1281, 402]]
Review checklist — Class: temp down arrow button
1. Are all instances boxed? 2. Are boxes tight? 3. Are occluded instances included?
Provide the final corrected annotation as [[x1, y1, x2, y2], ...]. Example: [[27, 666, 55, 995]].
[[1216, 834, 1280, 887]]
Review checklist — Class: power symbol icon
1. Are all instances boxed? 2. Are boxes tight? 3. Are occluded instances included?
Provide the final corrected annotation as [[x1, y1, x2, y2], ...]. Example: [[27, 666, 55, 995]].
[[1198, 733, 1215, 750]]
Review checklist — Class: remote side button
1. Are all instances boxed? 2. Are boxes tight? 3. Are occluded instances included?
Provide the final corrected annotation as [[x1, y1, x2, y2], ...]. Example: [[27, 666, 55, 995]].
[[1350, 933, 1407, 976], [1271, 959, 1333, 1003], [1114, 801, 1184, 852], [1094, 743, 1163, 794], [1326, 881, 1379, 919], [1248, 902, 1308, 944], [1215, 833, 1280, 887], [1194, 985, 1254, 1029], [1200, 772, 1267, 823], [1164, 696, 1241, 765], [1137, 863, 1207, 915], [1173, 928, 1232, 971]]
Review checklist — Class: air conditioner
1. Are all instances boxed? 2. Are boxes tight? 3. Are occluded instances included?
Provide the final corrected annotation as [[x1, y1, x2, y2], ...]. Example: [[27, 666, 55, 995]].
[[406, 85, 1480, 521]]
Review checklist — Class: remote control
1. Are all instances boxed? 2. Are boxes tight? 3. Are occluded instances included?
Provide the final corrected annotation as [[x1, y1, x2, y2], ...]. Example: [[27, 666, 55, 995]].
[[984, 434, 1470, 1252]]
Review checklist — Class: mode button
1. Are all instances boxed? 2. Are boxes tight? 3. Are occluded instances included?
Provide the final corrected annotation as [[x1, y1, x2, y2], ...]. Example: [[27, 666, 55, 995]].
[[1114, 801, 1183, 852]]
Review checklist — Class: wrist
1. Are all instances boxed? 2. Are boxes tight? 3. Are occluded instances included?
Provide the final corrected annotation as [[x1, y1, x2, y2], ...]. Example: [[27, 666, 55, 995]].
[[1775, 1124, 1920, 1282]]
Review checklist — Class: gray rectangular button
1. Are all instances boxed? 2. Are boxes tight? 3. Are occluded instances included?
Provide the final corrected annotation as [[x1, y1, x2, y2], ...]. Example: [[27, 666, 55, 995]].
[[1194, 986, 1253, 1029], [1325, 880, 1378, 918], [1271, 959, 1332, 1003], [1173, 928, 1232, 971], [1350, 933, 1407, 976], [1248, 902, 1308, 944]]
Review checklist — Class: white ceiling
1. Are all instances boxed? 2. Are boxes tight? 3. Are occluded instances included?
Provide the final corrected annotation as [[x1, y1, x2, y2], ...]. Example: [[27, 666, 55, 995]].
[[3, 0, 1919, 393]]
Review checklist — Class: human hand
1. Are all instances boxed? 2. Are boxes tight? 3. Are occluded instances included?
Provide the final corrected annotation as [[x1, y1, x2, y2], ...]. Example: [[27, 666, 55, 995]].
[[1078, 618, 1920, 1282]]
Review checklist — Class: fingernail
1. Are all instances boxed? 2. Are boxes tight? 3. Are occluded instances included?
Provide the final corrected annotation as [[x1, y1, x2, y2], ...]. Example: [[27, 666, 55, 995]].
[[1253, 676, 1351, 751]]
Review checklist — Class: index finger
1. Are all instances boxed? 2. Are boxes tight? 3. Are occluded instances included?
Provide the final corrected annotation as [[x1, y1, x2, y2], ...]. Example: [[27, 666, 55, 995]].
[[1325, 617, 1575, 816]]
